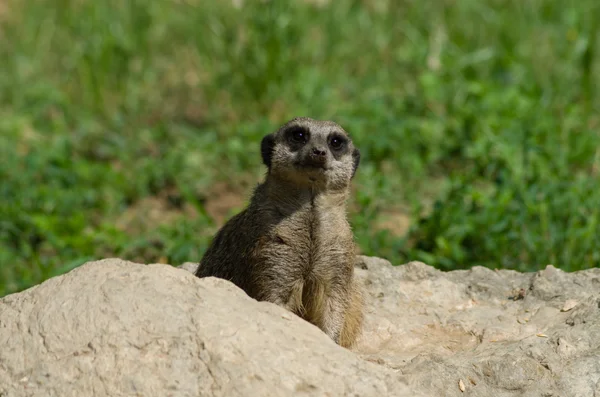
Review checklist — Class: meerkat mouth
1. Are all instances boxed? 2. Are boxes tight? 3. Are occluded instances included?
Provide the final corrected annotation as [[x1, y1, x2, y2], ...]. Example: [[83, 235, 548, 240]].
[[296, 163, 329, 182], [297, 158, 329, 170], [298, 164, 330, 176], [303, 163, 327, 169]]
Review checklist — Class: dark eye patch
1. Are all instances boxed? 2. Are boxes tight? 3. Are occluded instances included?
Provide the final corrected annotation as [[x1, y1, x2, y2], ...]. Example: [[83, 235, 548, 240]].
[[328, 134, 347, 150], [286, 126, 309, 144]]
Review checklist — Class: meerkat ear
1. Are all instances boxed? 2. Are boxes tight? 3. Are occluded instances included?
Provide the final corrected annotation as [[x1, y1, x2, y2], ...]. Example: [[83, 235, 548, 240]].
[[261, 133, 276, 169], [351, 147, 361, 178]]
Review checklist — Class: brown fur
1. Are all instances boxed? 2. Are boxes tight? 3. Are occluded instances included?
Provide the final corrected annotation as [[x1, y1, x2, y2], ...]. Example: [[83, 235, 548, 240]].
[[195, 117, 364, 348]]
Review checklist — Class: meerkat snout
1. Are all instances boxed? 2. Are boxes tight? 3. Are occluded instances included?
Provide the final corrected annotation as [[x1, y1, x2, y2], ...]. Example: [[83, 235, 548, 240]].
[[308, 146, 327, 166]]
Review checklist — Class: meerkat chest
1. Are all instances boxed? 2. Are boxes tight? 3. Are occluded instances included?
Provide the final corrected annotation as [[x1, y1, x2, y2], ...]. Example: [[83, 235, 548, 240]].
[[271, 203, 354, 267]]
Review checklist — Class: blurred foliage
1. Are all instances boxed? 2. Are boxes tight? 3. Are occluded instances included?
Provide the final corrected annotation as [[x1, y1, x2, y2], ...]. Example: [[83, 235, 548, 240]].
[[1, 0, 599, 296]]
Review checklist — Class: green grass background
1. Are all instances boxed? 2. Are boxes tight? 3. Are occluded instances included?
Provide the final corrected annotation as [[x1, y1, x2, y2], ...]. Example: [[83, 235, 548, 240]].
[[1, 0, 599, 297]]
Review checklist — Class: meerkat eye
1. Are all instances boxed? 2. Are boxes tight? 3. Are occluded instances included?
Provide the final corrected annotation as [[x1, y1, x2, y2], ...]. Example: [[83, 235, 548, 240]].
[[329, 135, 346, 150], [287, 126, 309, 144]]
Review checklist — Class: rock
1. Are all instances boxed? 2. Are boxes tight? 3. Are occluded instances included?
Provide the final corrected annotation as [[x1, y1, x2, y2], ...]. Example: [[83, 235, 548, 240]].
[[353, 256, 600, 397], [0, 258, 416, 397], [1, 256, 599, 397]]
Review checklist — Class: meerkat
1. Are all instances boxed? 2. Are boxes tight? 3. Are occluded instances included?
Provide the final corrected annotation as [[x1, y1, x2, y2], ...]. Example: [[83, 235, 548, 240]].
[[195, 117, 363, 348]]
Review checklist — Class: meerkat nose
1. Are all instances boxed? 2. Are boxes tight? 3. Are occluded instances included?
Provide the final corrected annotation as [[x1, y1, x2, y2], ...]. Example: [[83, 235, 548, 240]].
[[311, 147, 327, 157]]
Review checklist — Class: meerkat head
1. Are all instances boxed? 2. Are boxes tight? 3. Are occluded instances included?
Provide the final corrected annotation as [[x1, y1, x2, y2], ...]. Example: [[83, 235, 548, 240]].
[[260, 117, 360, 189]]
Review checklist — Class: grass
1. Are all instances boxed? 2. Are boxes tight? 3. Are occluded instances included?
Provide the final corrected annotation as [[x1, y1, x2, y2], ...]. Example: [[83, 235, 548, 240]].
[[1, 0, 599, 297]]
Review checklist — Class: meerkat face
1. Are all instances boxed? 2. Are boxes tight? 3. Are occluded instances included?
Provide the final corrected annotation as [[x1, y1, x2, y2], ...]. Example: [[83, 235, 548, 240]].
[[261, 117, 360, 189]]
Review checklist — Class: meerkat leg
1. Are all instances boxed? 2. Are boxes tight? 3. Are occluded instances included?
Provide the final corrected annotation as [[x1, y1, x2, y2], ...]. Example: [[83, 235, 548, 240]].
[[261, 279, 305, 316], [320, 293, 349, 345], [339, 281, 364, 348]]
